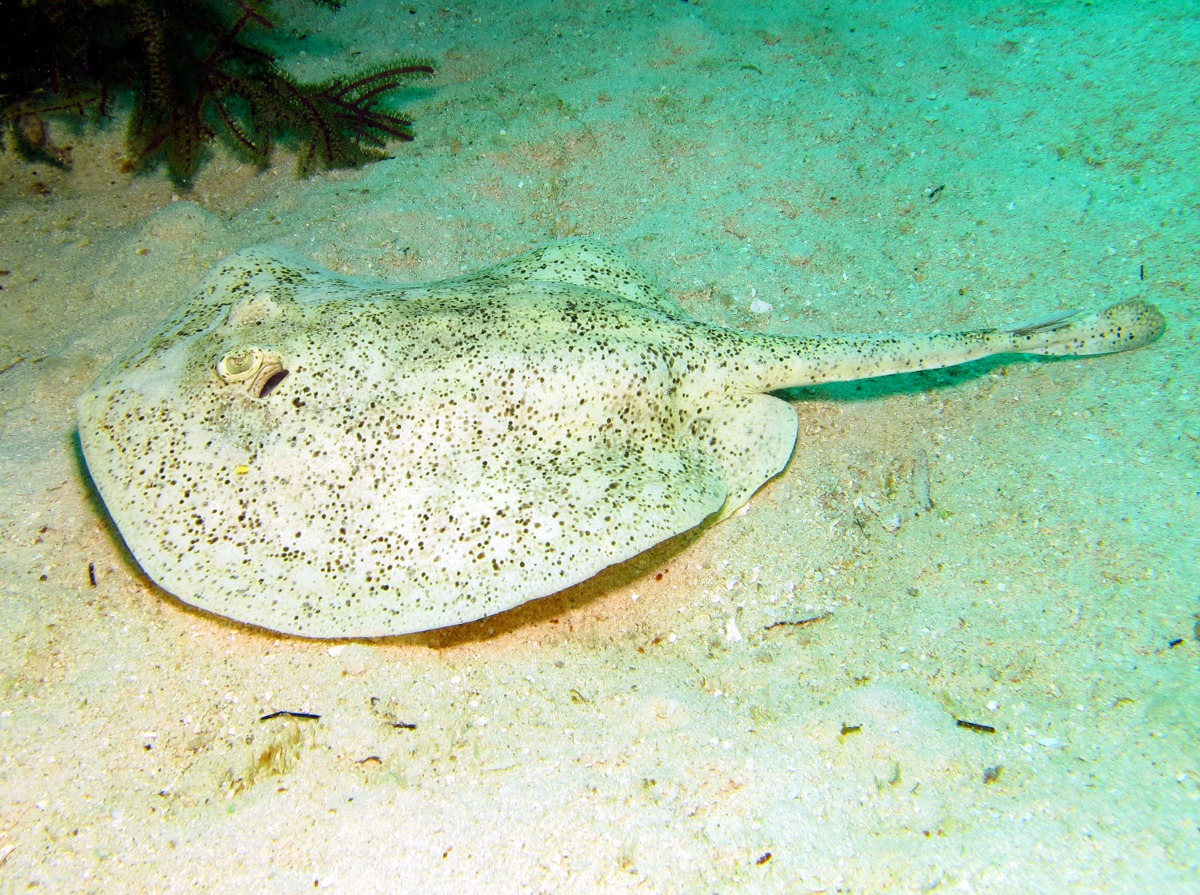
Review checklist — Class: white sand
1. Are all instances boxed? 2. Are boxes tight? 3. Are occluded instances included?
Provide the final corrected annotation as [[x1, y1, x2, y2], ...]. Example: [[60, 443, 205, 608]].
[[1, 0, 1196, 891]]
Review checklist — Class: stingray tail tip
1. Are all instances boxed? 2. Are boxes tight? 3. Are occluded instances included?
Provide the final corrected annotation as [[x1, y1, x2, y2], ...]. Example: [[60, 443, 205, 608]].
[[1006, 299, 1165, 356]]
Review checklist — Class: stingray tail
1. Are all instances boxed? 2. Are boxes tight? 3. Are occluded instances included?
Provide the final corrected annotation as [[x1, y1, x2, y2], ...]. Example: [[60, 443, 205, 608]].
[[998, 299, 1165, 356], [725, 299, 1165, 392]]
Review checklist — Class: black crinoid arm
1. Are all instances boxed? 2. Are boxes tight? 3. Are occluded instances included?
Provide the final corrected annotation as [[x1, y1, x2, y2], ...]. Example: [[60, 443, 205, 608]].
[[1, 0, 435, 183], [229, 59, 437, 177]]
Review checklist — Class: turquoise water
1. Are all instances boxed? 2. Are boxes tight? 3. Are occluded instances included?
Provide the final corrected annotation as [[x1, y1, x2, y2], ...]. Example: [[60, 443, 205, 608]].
[[0, 0, 1196, 891]]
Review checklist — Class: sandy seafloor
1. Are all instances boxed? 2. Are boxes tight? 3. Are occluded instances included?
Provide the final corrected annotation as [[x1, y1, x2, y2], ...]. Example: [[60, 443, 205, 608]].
[[1, 0, 1198, 891]]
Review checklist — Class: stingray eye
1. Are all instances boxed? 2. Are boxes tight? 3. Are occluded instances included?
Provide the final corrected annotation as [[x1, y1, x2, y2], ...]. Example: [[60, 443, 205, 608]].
[[217, 348, 264, 383], [216, 347, 289, 398]]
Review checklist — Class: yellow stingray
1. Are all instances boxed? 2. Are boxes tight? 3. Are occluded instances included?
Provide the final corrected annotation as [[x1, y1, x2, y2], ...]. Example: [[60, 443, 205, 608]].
[[77, 239, 1164, 637]]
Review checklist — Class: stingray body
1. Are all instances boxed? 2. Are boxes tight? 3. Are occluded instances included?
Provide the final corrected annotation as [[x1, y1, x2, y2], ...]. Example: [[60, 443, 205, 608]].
[[77, 239, 1164, 637]]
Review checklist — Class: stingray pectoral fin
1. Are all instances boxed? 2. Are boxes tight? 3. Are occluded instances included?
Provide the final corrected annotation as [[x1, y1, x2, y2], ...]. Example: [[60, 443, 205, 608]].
[[438, 237, 687, 319], [1004, 299, 1166, 356]]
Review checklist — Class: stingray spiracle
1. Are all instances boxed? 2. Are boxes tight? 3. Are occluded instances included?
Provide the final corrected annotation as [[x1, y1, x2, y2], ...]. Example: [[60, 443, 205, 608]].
[[215, 347, 289, 398]]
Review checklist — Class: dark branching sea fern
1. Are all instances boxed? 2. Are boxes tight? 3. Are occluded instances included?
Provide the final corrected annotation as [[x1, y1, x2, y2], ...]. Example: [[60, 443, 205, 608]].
[[1, 0, 434, 183], [203, 58, 438, 176]]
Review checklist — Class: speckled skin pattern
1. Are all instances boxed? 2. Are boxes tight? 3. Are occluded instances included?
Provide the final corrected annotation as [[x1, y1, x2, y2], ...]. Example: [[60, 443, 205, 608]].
[[76, 239, 1165, 637]]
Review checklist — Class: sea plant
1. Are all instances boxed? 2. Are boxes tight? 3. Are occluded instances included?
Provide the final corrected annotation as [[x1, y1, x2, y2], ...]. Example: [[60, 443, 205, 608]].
[[0, 0, 434, 182]]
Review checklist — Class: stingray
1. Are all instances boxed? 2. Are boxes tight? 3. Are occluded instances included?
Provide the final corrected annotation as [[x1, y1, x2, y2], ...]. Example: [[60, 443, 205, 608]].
[[77, 239, 1164, 638]]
